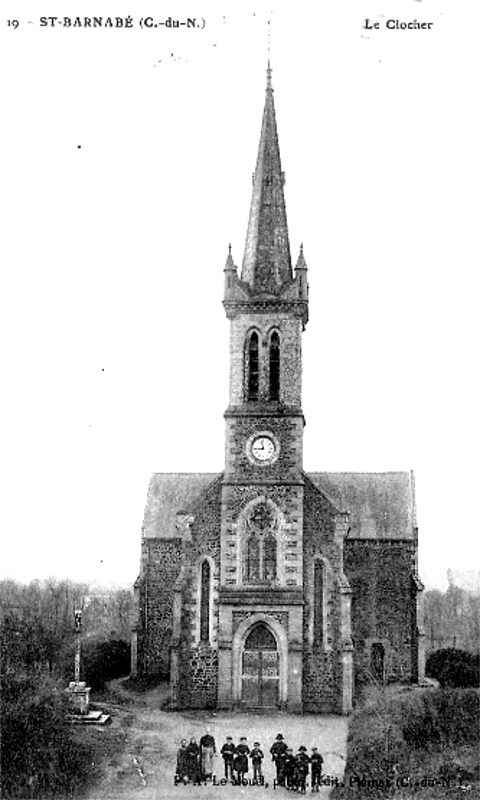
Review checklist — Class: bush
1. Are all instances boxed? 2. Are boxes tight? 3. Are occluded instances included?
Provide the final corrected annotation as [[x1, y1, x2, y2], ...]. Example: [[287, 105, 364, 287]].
[[334, 687, 480, 800], [399, 689, 450, 748], [0, 672, 99, 798], [81, 638, 131, 691], [397, 688, 480, 748], [426, 648, 480, 688], [59, 637, 131, 690]]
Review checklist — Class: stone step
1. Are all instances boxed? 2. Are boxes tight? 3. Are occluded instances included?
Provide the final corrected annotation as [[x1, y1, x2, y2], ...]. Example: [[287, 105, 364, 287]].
[[68, 711, 111, 725]]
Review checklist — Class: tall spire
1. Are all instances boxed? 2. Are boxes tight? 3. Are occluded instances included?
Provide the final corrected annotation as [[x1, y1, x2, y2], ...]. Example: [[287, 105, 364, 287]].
[[241, 65, 293, 293]]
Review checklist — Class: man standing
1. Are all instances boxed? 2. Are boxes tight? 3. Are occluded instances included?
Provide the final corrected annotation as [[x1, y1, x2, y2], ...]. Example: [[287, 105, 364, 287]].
[[270, 733, 288, 786], [199, 728, 216, 780]]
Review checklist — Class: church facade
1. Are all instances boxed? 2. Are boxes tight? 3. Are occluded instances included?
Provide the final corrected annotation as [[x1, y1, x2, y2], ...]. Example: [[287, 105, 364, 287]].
[[132, 69, 425, 713]]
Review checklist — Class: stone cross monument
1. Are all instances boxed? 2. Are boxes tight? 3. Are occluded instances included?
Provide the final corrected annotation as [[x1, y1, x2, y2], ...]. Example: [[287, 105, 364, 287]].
[[67, 608, 91, 715]]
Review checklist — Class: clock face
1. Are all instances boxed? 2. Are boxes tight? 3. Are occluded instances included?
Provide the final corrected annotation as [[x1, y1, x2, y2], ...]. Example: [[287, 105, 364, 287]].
[[251, 435, 275, 462]]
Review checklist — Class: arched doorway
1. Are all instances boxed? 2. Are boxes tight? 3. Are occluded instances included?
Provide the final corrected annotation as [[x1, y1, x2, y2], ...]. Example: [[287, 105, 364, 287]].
[[241, 623, 279, 709]]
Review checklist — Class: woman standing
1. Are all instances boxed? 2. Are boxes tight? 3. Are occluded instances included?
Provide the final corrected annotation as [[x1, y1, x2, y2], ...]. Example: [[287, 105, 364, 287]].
[[185, 737, 201, 783], [176, 739, 189, 782], [233, 736, 250, 783]]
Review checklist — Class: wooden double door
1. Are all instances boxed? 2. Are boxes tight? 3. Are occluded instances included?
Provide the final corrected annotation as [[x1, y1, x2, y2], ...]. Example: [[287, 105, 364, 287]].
[[241, 624, 279, 709]]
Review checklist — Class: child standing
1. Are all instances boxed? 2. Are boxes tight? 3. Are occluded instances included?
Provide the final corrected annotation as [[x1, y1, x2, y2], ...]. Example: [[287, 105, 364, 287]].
[[250, 742, 264, 782], [220, 736, 235, 782], [295, 746, 310, 795], [284, 748, 296, 789], [310, 747, 324, 792]]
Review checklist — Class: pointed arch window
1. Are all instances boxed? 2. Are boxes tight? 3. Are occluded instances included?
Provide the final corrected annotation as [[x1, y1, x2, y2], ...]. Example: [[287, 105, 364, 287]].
[[243, 503, 277, 585], [269, 332, 280, 401], [247, 332, 259, 401], [200, 560, 210, 643], [313, 560, 324, 647]]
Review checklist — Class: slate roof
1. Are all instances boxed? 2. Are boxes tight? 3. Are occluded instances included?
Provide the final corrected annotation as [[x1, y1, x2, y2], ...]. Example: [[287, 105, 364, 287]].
[[142, 471, 415, 540], [241, 65, 293, 292], [308, 472, 415, 540], [142, 473, 219, 539]]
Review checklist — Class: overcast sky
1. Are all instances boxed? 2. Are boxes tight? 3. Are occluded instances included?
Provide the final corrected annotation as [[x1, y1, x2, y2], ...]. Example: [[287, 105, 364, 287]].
[[2, 0, 479, 592]]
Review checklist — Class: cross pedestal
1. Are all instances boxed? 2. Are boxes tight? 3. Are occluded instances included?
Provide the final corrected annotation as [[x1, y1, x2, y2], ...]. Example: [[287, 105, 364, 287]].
[[67, 681, 91, 715]]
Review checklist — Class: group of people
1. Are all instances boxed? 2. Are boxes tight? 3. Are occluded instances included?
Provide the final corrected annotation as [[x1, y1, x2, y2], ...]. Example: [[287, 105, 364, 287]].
[[176, 730, 217, 784], [270, 734, 324, 793], [176, 731, 324, 792]]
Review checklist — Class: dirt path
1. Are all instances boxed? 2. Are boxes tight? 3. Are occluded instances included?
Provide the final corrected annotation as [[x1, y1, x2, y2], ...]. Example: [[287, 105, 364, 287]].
[[86, 682, 349, 800]]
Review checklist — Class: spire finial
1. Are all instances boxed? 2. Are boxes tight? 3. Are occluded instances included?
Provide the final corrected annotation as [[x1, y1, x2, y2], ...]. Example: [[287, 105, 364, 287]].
[[225, 243, 235, 272], [266, 18, 273, 90], [295, 243, 307, 271]]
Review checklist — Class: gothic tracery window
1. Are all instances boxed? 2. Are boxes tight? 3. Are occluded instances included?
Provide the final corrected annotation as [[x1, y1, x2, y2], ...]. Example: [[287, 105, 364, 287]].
[[200, 560, 210, 643], [269, 331, 280, 401], [247, 332, 259, 401], [243, 503, 277, 584]]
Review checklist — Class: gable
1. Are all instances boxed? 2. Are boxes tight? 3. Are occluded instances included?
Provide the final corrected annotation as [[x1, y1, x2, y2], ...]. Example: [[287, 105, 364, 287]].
[[307, 472, 415, 540], [142, 471, 415, 540]]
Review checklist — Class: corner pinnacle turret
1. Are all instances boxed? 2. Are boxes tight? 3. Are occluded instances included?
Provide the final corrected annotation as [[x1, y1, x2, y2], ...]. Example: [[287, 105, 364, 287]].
[[241, 64, 293, 293]]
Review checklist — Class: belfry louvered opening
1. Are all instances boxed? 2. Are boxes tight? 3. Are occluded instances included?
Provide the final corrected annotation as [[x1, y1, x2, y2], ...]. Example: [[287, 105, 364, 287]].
[[246, 331, 259, 401], [269, 331, 280, 401]]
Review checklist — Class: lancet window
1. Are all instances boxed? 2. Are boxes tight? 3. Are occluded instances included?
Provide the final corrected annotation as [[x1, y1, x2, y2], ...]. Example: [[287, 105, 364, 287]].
[[199, 560, 210, 643], [313, 560, 324, 647]]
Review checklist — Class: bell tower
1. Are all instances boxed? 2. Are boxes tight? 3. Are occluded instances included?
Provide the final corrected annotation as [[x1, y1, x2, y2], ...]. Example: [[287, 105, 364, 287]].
[[217, 66, 309, 712]]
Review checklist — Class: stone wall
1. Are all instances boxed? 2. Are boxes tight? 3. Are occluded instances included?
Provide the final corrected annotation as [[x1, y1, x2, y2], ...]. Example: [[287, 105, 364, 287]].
[[228, 313, 303, 407], [177, 642, 219, 709], [303, 649, 337, 712], [344, 539, 417, 686], [224, 412, 304, 483], [302, 476, 345, 712], [138, 537, 182, 678], [176, 477, 222, 708]]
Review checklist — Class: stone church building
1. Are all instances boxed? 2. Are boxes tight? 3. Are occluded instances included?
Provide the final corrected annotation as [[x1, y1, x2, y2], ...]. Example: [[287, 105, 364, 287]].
[[132, 68, 425, 713]]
